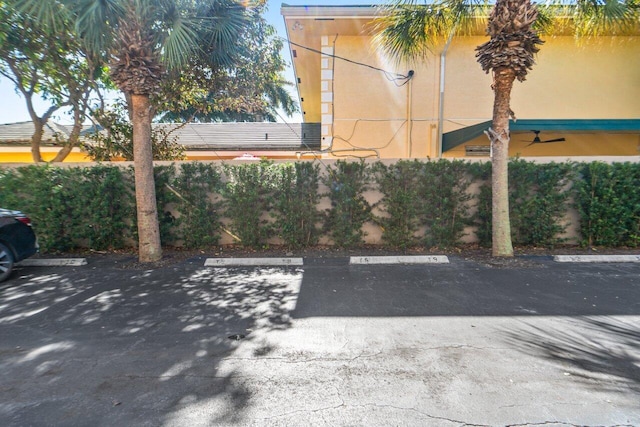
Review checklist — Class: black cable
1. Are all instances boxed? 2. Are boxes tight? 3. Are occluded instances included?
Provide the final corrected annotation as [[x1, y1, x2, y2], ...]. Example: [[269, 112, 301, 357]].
[[282, 37, 413, 83]]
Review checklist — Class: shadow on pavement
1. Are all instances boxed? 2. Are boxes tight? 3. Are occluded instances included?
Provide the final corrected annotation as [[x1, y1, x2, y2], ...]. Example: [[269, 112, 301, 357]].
[[502, 316, 640, 395], [2, 258, 640, 425], [292, 262, 640, 317], [0, 264, 301, 426]]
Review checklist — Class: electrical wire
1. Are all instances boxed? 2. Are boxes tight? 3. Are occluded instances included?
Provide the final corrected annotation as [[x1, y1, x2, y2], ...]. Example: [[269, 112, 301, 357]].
[[281, 37, 414, 84], [334, 120, 408, 151], [269, 33, 418, 160], [333, 118, 407, 148]]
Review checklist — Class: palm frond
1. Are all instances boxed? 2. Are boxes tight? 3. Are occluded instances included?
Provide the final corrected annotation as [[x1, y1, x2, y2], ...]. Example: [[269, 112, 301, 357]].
[[162, 14, 201, 70], [540, 0, 639, 37], [12, 0, 70, 34], [199, 1, 250, 67], [72, 0, 125, 52], [265, 83, 297, 116], [372, 0, 489, 65]]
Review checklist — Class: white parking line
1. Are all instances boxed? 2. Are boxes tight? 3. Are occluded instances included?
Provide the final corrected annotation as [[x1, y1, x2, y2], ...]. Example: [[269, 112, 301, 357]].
[[205, 258, 304, 266], [553, 255, 640, 263], [350, 255, 450, 265], [17, 258, 88, 267]]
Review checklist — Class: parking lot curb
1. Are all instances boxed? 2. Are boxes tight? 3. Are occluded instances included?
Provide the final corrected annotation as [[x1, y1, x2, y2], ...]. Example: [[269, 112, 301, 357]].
[[17, 258, 88, 267], [205, 258, 304, 266], [553, 254, 640, 263], [350, 255, 450, 265]]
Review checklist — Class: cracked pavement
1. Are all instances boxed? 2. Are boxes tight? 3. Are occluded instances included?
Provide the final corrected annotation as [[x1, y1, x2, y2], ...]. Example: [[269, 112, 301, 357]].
[[0, 255, 639, 426]]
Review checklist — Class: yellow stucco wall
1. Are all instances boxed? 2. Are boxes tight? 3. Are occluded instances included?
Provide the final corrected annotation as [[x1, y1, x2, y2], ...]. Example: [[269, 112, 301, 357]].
[[325, 34, 640, 159], [0, 148, 92, 163]]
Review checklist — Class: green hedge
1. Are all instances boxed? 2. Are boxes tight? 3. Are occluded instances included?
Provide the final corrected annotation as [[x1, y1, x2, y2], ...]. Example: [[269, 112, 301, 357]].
[[373, 160, 479, 248], [575, 162, 640, 247], [0, 165, 134, 252], [475, 160, 575, 248], [1, 160, 639, 253]]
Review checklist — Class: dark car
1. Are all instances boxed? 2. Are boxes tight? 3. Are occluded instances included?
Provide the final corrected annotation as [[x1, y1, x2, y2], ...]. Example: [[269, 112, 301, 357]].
[[0, 208, 38, 282]]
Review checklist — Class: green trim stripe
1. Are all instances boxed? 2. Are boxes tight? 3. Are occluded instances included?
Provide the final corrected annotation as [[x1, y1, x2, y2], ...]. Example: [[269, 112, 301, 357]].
[[442, 119, 640, 152]]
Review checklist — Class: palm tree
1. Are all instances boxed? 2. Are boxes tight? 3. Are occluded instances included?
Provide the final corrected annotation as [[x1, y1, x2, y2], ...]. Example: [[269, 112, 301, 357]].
[[475, 0, 543, 257], [13, 0, 249, 262], [375, 0, 638, 257]]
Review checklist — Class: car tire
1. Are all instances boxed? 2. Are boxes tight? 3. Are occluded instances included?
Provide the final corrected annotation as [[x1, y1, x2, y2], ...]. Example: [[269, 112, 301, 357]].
[[0, 242, 15, 282]]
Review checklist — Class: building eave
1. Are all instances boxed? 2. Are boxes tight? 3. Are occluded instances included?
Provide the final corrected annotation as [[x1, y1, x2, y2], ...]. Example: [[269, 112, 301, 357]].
[[281, 4, 379, 18]]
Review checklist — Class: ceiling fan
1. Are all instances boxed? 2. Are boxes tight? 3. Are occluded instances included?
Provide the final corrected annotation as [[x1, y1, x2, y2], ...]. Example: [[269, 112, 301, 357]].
[[523, 130, 566, 147]]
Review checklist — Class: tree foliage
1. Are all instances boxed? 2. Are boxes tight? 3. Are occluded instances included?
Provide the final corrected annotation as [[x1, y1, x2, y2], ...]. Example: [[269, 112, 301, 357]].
[[156, 3, 297, 123], [10, 0, 257, 263], [84, 102, 185, 161], [0, 1, 101, 162]]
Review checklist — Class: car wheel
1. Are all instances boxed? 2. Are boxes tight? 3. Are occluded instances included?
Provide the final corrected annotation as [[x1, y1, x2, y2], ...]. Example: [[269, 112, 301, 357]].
[[0, 242, 14, 282]]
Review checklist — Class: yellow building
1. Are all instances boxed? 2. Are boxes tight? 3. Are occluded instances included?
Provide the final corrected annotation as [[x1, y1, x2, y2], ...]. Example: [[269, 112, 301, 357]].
[[0, 122, 92, 163], [282, 4, 640, 159]]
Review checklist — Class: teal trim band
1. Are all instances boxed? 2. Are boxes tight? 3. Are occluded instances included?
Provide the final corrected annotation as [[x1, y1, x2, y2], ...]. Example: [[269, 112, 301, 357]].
[[442, 119, 640, 152]]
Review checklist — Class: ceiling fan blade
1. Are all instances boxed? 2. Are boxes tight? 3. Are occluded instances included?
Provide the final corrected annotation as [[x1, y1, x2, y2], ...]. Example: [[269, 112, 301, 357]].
[[541, 138, 566, 143]]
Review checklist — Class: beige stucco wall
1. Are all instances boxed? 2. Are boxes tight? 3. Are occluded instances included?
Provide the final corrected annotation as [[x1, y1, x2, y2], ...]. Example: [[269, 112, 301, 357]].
[[325, 34, 640, 159]]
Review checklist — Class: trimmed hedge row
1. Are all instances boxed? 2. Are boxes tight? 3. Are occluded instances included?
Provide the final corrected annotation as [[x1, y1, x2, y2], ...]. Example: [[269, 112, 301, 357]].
[[1, 160, 638, 252]]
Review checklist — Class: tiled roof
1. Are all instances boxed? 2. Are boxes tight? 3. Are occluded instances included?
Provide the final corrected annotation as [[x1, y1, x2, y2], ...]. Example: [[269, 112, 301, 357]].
[[0, 121, 72, 143], [0, 121, 321, 151], [157, 122, 321, 151]]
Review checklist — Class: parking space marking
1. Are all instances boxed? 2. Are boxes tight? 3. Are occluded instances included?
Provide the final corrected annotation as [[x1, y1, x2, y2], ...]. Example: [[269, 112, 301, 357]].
[[17, 258, 88, 267], [350, 255, 450, 265], [554, 255, 640, 263], [205, 258, 304, 266]]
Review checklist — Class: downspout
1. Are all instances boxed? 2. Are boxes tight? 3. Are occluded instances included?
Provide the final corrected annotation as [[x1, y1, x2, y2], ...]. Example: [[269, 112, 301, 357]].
[[406, 71, 414, 157], [437, 29, 456, 158]]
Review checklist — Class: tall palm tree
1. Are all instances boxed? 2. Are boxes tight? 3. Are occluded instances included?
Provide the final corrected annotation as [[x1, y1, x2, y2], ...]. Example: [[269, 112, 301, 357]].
[[375, 0, 638, 257], [13, 0, 249, 262], [475, 0, 543, 257]]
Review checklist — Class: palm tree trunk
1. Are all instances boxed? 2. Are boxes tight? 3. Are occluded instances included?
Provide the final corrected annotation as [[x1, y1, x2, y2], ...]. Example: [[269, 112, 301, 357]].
[[490, 67, 515, 257], [131, 93, 162, 262]]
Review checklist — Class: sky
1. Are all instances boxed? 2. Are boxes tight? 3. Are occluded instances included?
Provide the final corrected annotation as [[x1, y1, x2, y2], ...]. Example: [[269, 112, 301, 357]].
[[0, 0, 382, 125]]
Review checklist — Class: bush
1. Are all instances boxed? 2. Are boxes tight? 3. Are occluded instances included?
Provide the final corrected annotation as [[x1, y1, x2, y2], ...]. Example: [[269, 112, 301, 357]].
[[0, 165, 134, 252], [323, 160, 372, 248], [575, 162, 640, 247], [3, 159, 640, 252], [372, 161, 423, 248], [475, 160, 574, 247], [171, 163, 222, 248], [272, 162, 322, 248], [222, 160, 276, 248], [418, 160, 476, 248]]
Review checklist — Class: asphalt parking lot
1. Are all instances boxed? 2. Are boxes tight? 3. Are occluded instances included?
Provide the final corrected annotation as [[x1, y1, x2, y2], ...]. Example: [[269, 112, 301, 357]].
[[1, 254, 639, 426]]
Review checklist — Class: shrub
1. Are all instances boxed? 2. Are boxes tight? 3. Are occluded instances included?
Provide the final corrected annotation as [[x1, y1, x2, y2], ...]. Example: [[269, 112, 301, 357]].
[[372, 161, 423, 248], [323, 160, 372, 248], [0, 165, 134, 252], [475, 159, 574, 247], [222, 160, 276, 248], [418, 160, 476, 248], [575, 162, 640, 247], [272, 162, 322, 248], [170, 163, 222, 248]]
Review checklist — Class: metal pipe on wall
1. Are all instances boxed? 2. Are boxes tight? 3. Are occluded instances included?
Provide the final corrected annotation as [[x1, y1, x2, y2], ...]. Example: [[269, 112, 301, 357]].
[[438, 29, 456, 158]]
